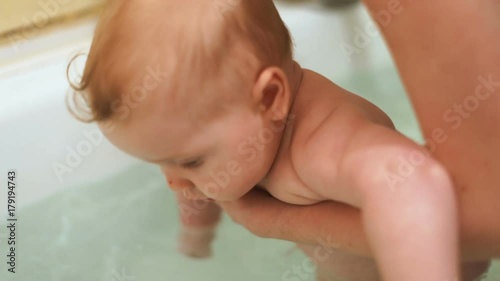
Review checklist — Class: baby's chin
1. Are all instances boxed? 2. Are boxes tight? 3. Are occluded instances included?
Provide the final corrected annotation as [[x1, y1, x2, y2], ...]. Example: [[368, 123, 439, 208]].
[[182, 189, 241, 202]]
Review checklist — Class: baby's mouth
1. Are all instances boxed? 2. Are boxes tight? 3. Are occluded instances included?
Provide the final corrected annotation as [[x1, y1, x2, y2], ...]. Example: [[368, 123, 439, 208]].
[[182, 188, 212, 201]]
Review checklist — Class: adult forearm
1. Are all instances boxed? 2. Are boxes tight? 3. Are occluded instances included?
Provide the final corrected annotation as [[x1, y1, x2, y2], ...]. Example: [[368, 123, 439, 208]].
[[221, 188, 500, 262], [362, 0, 500, 128], [220, 190, 372, 256], [278, 202, 370, 255]]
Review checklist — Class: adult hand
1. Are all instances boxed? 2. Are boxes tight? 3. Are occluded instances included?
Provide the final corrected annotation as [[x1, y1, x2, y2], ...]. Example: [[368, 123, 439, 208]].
[[219, 188, 371, 257]]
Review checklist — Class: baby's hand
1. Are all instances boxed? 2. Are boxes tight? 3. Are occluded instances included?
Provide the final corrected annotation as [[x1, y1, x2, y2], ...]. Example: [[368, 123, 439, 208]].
[[177, 227, 216, 259]]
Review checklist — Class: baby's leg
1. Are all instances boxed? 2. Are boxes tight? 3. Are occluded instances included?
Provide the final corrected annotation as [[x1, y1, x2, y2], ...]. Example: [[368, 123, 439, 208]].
[[176, 193, 221, 258], [298, 244, 491, 281]]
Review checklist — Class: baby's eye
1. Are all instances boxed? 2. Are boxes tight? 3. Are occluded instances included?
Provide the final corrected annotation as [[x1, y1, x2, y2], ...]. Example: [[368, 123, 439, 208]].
[[180, 159, 203, 169]]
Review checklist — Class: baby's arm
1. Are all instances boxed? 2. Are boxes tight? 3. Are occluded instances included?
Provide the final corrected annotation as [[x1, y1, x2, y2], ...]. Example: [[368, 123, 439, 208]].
[[306, 104, 460, 281], [176, 193, 221, 258]]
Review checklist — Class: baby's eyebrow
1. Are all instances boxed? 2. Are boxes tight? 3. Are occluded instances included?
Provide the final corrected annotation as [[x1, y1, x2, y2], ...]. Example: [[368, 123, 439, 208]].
[[147, 146, 209, 165]]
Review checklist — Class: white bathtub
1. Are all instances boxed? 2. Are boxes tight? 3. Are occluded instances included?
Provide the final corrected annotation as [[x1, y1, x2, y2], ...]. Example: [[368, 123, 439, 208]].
[[0, 20, 141, 211]]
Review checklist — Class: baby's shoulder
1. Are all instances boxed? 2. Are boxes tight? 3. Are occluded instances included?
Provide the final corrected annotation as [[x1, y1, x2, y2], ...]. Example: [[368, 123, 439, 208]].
[[291, 70, 365, 144], [289, 70, 393, 171], [293, 70, 393, 138]]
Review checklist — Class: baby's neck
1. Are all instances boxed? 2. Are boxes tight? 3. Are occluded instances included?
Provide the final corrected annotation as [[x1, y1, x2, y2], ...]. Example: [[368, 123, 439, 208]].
[[287, 60, 304, 102], [257, 61, 303, 189], [288, 61, 304, 120]]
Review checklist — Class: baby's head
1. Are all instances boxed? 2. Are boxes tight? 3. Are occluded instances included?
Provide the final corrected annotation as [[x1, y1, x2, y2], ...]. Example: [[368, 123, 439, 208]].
[[69, 0, 298, 201]]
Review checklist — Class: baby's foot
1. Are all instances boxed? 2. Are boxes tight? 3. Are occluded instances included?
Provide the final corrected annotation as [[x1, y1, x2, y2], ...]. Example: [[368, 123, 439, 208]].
[[177, 227, 216, 258]]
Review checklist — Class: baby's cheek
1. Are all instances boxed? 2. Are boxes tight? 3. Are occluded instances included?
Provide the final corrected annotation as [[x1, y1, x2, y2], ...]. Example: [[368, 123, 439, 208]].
[[199, 161, 240, 196]]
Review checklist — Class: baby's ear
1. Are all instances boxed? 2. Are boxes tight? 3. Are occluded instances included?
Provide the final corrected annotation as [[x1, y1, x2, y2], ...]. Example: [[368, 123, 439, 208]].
[[251, 66, 291, 121]]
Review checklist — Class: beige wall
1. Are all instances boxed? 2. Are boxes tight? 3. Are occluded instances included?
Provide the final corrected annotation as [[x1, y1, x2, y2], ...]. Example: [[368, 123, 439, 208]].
[[0, 0, 103, 38]]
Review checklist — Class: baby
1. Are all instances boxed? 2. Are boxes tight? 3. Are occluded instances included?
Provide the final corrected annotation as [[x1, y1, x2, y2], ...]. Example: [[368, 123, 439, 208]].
[[69, 0, 464, 280]]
